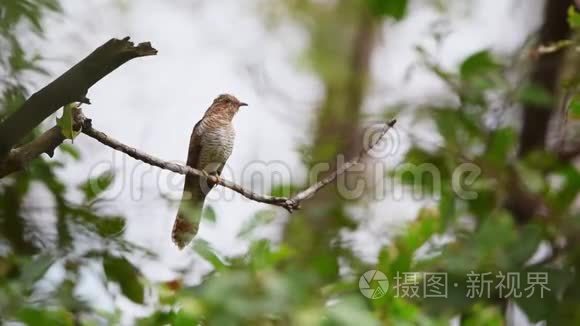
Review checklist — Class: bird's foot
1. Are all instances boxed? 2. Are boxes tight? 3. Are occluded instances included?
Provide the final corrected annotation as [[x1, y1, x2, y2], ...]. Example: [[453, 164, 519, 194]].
[[201, 170, 221, 187], [209, 172, 221, 186]]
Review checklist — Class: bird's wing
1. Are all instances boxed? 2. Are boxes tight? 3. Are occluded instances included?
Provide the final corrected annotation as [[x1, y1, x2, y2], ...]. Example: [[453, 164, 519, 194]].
[[172, 121, 206, 249], [184, 121, 205, 200]]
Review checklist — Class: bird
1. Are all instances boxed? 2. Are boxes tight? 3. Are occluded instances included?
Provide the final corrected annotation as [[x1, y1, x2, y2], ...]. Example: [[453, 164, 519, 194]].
[[172, 94, 247, 249]]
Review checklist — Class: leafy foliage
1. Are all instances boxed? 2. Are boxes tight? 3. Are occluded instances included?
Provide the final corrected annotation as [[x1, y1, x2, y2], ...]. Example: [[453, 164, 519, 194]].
[[568, 5, 580, 29], [103, 255, 145, 304], [0, 1, 144, 324], [367, 0, 408, 20]]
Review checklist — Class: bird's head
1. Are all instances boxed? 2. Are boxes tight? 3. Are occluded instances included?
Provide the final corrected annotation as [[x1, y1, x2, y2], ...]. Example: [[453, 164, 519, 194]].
[[205, 94, 248, 120]]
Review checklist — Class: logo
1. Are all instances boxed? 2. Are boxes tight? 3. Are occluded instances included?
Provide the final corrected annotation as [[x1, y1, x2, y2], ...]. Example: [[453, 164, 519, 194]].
[[359, 270, 389, 299]]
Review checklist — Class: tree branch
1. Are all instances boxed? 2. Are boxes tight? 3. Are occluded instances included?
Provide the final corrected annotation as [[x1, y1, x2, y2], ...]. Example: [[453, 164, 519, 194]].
[[0, 126, 65, 177], [77, 110, 396, 212], [507, 0, 572, 224], [518, 0, 571, 157], [0, 110, 84, 178], [0, 37, 157, 157], [558, 145, 580, 161]]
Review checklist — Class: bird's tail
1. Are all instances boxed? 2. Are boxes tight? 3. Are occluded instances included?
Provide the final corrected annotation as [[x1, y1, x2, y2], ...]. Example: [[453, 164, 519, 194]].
[[172, 202, 203, 249], [172, 215, 199, 249]]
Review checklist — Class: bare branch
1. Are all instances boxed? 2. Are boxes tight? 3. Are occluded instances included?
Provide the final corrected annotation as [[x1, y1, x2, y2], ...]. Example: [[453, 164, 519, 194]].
[[78, 111, 396, 212], [0, 37, 157, 157]]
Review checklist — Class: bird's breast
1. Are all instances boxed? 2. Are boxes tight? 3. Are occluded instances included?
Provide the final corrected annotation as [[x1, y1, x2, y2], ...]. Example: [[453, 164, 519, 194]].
[[198, 125, 235, 171]]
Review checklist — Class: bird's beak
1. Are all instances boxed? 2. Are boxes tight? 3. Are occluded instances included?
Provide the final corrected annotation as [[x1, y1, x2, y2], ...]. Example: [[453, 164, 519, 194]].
[[239, 102, 248, 107]]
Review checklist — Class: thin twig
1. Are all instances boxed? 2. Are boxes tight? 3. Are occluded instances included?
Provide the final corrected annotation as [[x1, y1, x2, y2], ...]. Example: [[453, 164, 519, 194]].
[[557, 89, 573, 151], [290, 120, 397, 204]]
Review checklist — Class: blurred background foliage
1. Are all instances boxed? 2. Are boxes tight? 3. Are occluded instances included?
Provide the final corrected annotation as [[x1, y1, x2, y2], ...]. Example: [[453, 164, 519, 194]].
[[0, 0, 579, 325]]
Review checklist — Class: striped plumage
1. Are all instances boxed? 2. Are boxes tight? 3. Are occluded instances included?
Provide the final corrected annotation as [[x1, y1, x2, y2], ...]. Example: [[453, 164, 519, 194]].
[[172, 94, 247, 249]]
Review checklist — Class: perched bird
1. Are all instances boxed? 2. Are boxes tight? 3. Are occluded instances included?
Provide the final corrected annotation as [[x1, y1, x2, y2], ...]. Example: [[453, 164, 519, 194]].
[[172, 94, 247, 249]]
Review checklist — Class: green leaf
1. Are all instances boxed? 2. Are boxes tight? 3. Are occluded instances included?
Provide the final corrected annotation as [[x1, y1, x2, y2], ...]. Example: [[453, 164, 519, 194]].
[[518, 83, 554, 107], [78, 170, 115, 202], [136, 311, 177, 326], [439, 185, 456, 230], [58, 143, 81, 160], [172, 310, 200, 326], [96, 216, 126, 238], [238, 209, 276, 238], [569, 95, 580, 118], [461, 304, 504, 326], [19, 254, 55, 287], [515, 162, 545, 194], [248, 239, 274, 270], [367, 0, 408, 20], [56, 103, 80, 141], [549, 165, 580, 212], [72, 208, 126, 238], [0, 85, 27, 116], [103, 255, 145, 304], [204, 205, 217, 223], [326, 296, 378, 325], [192, 239, 227, 270], [17, 307, 74, 326], [460, 50, 499, 80], [398, 148, 449, 194], [568, 6, 580, 29], [515, 268, 561, 323], [509, 224, 542, 266], [485, 127, 516, 166]]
